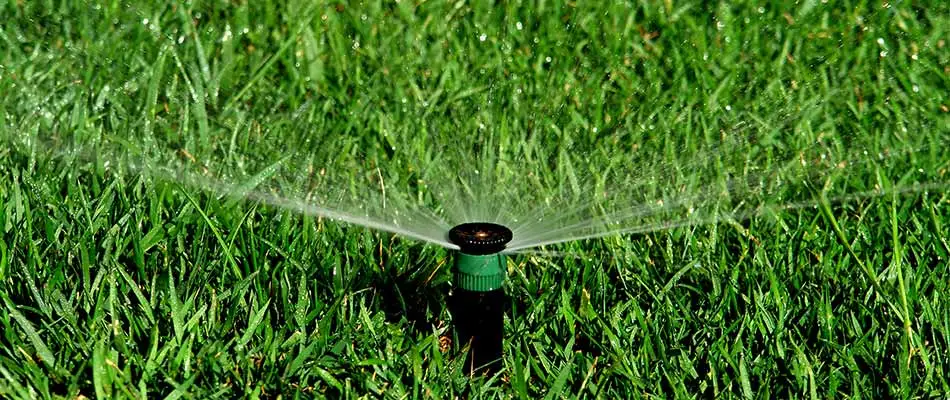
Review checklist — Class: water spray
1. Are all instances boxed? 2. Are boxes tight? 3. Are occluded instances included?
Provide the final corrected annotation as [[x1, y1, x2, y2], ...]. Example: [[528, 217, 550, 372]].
[[448, 222, 512, 375]]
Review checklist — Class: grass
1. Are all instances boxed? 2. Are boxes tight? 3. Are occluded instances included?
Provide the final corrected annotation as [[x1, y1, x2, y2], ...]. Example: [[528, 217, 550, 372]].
[[1, 0, 949, 398]]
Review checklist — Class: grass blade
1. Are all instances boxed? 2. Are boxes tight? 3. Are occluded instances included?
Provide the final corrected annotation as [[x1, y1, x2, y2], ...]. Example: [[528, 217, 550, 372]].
[[3, 296, 55, 370], [238, 299, 270, 350]]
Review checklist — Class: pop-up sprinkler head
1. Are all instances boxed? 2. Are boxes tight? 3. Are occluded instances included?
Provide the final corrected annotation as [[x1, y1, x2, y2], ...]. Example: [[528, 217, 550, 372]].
[[449, 223, 512, 291], [448, 222, 512, 375]]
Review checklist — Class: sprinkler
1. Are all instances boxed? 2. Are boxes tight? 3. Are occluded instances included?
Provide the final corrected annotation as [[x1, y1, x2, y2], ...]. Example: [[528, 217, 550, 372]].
[[448, 222, 512, 375]]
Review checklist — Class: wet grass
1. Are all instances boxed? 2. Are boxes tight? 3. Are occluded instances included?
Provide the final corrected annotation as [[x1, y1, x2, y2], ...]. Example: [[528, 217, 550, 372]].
[[2, 0, 949, 398]]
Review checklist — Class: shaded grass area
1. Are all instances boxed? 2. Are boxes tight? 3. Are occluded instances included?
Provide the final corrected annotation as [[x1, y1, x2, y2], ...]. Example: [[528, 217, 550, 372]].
[[1, 0, 949, 398]]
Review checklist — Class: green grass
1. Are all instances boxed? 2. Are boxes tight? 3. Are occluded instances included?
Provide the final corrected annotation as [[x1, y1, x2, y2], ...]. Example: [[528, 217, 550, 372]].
[[1, 0, 949, 398]]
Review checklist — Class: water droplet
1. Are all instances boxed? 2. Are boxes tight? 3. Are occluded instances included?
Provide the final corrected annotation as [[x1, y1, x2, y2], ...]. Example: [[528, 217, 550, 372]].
[[877, 37, 885, 46], [516, 22, 523, 30], [545, 56, 552, 63], [142, 18, 149, 25], [912, 85, 919, 92], [479, 33, 487, 41], [361, 14, 367, 21], [757, 7, 765, 13], [725, 105, 732, 111], [177, 35, 185, 44], [592, 127, 598, 133]]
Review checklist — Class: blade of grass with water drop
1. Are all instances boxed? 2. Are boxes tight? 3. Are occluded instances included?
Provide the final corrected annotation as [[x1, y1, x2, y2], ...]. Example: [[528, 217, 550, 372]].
[[163, 374, 197, 400], [238, 299, 270, 350], [543, 343, 575, 400], [179, 187, 243, 280], [818, 192, 888, 302], [2, 296, 55, 370], [92, 339, 112, 399], [223, 155, 292, 202], [117, 267, 155, 324], [222, 3, 320, 114], [0, 364, 30, 399], [167, 274, 185, 343]]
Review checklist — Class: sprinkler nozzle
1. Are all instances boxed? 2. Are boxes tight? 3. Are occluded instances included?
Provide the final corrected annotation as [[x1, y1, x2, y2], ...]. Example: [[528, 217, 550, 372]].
[[449, 222, 513, 255]]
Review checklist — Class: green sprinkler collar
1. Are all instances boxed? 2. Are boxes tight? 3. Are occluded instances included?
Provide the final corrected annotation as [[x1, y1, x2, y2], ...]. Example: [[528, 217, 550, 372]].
[[454, 253, 507, 291], [449, 223, 513, 292]]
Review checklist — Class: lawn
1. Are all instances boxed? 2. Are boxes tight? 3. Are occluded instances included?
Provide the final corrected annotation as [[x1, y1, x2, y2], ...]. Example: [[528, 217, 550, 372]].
[[1, 0, 949, 398]]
